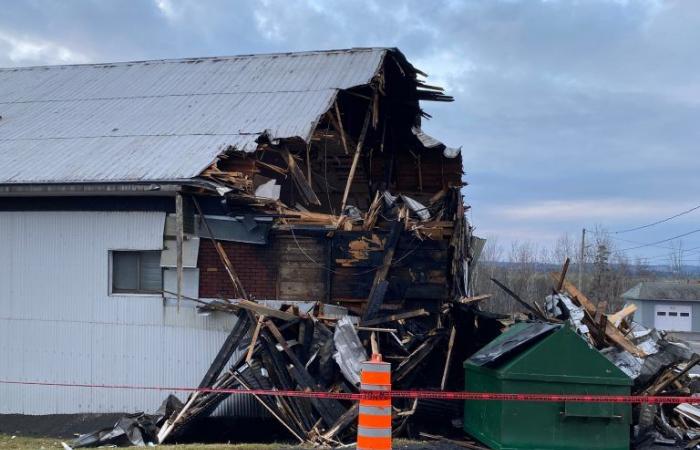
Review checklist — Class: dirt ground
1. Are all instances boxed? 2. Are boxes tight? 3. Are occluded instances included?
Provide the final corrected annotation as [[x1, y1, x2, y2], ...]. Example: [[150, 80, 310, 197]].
[[0, 434, 471, 449]]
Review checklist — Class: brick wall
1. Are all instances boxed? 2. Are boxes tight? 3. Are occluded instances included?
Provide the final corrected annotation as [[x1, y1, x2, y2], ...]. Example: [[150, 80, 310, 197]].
[[198, 240, 278, 300]]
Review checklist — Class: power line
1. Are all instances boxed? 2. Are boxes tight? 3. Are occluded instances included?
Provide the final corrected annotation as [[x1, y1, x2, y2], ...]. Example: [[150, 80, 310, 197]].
[[612, 203, 700, 234], [609, 235, 677, 251], [637, 250, 700, 263], [609, 235, 700, 252], [618, 228, 700, 252]]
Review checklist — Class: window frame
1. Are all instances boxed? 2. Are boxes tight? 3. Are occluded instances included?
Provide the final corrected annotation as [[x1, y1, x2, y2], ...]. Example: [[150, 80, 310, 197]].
[[109, 249, 163, 296]]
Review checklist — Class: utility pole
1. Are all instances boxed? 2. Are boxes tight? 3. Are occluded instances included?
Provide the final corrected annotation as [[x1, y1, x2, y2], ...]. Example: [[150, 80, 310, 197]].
[[578, 228, 586, 289]]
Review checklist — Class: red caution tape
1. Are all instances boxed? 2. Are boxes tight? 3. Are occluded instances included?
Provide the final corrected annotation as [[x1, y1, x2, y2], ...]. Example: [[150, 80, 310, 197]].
[[0, 379, 696, 405]]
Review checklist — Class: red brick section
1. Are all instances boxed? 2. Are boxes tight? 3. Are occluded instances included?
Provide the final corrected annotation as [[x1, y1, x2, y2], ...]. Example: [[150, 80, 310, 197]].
[[198, 240, 278, 300]]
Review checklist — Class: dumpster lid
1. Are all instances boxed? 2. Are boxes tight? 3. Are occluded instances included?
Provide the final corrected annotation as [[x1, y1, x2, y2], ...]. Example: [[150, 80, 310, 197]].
[[467, 322, 560, 367]]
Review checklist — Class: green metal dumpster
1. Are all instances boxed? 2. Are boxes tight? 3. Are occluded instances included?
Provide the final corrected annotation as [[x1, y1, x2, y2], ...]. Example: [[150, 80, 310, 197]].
[[463, 322, 631, 450]]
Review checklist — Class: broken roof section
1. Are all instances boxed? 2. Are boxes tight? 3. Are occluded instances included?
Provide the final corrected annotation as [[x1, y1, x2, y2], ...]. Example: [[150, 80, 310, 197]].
[[0, 47, 454, 185]]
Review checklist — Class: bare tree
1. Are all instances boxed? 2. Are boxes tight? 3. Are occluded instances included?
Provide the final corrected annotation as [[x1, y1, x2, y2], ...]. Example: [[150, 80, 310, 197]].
[[633, 256, 657, 281], [550, 232, 575, 266], [669, 240, 685, 279], [471, 228, 652, 315]]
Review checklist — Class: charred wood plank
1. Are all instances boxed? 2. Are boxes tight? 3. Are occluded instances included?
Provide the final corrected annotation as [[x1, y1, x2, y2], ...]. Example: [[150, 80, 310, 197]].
[[282, 147, 321, 206], [340, 105, 372, 212], [234, 299, 298, 321], [265, 320, 346, 426], [361, 308, 429, 327], [199, 310, 252, 388], [320, 403, 359, 442], [231, 372, 307, 443], [395, 335, 443, 385], [363, 220, 404, 321], [490, 278, 545, 319], [192, 197, 247, 298], [259, 332, 315, 432]]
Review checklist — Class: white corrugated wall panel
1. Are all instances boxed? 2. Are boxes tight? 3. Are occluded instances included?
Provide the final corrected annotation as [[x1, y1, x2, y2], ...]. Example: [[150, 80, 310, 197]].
[[0, 211, 263, 416]]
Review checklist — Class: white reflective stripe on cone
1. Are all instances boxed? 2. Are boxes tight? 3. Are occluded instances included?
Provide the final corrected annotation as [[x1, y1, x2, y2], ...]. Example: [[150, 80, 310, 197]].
[[359, 405, 392, 416], [360, 384, 391, 391], [357, 425, 392, 438], [361, 362, 391, 372]]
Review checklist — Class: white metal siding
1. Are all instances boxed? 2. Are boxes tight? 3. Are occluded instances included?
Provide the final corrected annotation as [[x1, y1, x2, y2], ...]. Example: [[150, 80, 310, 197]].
[[0, 211, 259, 416]]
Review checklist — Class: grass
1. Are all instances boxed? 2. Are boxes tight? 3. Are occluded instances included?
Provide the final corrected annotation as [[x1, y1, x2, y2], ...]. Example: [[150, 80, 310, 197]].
[[0, 433, 426, 449], [0, 434, 303, 449]]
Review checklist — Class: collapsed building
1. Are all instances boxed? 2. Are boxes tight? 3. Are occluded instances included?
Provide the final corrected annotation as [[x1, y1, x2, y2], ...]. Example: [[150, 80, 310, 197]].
[[0, 48, 491, 445], [4, 47, 700, 450]]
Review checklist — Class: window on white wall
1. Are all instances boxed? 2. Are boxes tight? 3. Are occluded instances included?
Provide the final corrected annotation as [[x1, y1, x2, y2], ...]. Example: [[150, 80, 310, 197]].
[[112, 250, 162, 294]]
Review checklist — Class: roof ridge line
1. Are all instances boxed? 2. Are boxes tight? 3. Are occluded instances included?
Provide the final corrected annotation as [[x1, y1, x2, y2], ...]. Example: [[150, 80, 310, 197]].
[[0, 47, 394, 72]]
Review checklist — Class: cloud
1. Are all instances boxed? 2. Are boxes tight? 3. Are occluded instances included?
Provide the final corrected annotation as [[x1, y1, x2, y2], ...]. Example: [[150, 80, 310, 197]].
[[496, 199, 693, 221], [0, 30, 89, 66], [154, 0, 180, 21], [0, 0, 698, 260]]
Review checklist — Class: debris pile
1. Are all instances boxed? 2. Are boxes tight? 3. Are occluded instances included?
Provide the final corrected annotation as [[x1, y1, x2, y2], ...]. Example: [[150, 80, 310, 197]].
[[69, 183, 499, 448], [61, 46, 486, 448], [150, 192, 495, 447], [538, 266, 700, 450]]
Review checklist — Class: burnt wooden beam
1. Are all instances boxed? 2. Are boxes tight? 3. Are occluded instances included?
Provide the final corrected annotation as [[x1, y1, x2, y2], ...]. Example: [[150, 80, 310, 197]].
[[490, 278, 545, 320], [259, 332, 315, 432], [265, 320, 346, 426], [282, 147, 321, 206], [395, 334, 442, 385], [363, 219, 404, 322], [320, 403, 359, 442], [192, 197, 248, 298], [175, 192, 184, 310], [361, 308, 429, 327], [340, 105, 372, 213], [231, 372, 307, 444], [198, 310, 251, 388], [234, 299, 299, 321], [440, 325, 456, 390]]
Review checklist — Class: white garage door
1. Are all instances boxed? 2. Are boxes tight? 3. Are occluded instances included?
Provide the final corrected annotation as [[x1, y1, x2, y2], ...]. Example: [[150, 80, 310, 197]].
[[654, 303, 692, 332]]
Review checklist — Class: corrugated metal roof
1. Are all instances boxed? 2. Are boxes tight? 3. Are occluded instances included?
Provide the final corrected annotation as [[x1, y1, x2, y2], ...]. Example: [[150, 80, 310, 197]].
[[622, 281, 700, 302], [0, 48, 391, 184]]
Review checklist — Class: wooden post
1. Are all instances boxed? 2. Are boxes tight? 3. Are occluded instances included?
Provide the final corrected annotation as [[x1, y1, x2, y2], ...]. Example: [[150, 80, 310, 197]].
[[578, 228, 586, 290], [557, 257, 570, 292], [175, 192, 184, 311], [440, 326, 456, 390], [334, 101, 349, 154], [340, 106, 372, 213], [246, 315, 265, 363], [192, 197, 248, 299], [363, 219, 404, 321]]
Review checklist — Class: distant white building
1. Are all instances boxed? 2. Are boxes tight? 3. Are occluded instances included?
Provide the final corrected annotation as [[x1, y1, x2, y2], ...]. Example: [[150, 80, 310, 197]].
[[622, 281, 700, 332]]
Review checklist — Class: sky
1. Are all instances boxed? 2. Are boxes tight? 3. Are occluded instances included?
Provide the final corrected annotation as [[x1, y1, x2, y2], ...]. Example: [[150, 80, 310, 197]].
[[1, 0, 698, 265]]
